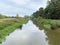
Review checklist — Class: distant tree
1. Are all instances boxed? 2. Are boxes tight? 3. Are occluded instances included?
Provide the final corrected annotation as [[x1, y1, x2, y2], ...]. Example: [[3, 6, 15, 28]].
[[32, 7, 44, 18], [32, 11, 39, 18], [24, 15, 30, 20], [16, 14, 19, 19], [11, 16, 15, 18], [0, 14, 6, 19]]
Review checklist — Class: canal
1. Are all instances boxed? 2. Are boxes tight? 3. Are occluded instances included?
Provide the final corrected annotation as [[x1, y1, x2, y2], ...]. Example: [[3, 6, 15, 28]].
[[1, 20, 60, 45]]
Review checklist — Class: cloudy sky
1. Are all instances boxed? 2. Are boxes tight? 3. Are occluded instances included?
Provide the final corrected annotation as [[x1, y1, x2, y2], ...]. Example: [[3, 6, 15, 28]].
[[0, 0, 47, 17]]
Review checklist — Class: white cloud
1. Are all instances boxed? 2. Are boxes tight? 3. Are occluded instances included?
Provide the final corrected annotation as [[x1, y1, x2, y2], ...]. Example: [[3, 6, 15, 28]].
[[25, 0, 47, 11], [0, 2, 10, 9], [8, 0, 30, 5], [0, 0, 47, 17], [27, 3, 43, 11]]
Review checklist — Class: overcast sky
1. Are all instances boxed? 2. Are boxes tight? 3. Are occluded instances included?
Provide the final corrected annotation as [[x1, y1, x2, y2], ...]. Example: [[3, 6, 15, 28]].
[[0, 0, 47, 17]]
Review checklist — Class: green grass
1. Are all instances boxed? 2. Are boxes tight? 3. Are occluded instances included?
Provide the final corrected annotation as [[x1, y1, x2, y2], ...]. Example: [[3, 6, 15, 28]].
[[32, 17, 60, 30], [0, 18, 28, 44], [43, 24, 51, 29]]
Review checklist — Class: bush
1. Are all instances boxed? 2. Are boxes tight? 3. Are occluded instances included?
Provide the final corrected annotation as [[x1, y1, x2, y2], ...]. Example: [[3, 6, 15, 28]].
[[51, 24, 58, 29], [43, 24, 51, 29]]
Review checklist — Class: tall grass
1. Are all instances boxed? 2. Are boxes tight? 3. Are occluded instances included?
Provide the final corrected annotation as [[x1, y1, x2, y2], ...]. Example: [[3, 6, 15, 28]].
[[32, 17, 60, 30]]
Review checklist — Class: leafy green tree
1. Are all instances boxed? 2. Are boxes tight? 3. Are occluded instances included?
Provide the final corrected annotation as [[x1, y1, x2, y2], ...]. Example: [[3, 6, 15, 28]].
[[32, 0, 60, 19], [39, 7, 44, 18], [45, 0, 60, 19], [32, 7, 44, 18]]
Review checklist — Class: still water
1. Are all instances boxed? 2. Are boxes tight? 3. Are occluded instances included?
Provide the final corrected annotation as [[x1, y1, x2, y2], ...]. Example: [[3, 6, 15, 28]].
[[1, 20, 60, 45], [1, 20, 48, 45]]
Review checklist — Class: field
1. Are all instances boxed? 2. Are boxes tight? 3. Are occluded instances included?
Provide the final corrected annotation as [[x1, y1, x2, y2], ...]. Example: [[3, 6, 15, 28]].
[[0, 18, 28, 43]]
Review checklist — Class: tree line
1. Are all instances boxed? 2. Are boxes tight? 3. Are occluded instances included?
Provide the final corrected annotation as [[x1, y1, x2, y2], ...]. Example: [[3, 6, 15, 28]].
[[0, 14, 20, 19], [32, 0, 60, 19]]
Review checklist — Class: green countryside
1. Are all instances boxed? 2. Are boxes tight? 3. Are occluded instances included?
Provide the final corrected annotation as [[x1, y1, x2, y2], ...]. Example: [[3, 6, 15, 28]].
[[0, 0, 60, 45]]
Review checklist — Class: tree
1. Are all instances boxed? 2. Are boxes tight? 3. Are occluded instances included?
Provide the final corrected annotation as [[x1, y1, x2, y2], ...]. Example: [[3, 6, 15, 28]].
[[32, 0, 60, 19], [38, 7, 44, 18], [32, 7, 44, 18], [44, 0, 60, 19], [16, 14, 19, 19]]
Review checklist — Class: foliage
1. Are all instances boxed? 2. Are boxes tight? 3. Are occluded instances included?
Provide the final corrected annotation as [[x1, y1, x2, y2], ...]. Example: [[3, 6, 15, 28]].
[[32, 0, 60, 19], [32, 7, 44, 18], [43, 24, 51, 29], [32, 17, 60, 30], [16, 14, 19, 19]]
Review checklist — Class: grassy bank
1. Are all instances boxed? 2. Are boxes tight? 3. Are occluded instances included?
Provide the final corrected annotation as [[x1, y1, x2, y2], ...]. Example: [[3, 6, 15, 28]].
[[0, 18, 28, 44], [32, 17, 60, 30]]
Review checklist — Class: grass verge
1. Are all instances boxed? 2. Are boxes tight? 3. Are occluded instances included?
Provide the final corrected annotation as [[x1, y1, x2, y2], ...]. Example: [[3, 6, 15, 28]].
[[0, 19, 28, 44], [32, 17, 60, 30]]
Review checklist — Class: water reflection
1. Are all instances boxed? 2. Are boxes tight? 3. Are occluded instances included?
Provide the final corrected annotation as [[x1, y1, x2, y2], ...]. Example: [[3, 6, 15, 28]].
[[1, 20, 48, 45], [45, 30, 60, 45], [33, 20, 60, 45]]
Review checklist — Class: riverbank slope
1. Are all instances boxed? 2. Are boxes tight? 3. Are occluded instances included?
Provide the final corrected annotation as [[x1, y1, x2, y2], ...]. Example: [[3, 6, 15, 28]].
[[32, 17, 60, 30], [0, 18, 28, 43]]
